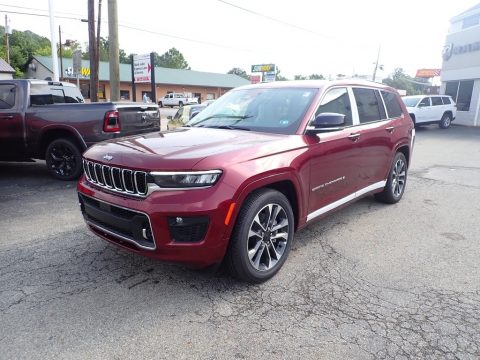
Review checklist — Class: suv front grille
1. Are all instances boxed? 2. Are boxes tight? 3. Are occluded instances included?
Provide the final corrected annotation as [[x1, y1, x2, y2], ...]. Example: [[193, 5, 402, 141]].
[[83, 159, 148, 197]]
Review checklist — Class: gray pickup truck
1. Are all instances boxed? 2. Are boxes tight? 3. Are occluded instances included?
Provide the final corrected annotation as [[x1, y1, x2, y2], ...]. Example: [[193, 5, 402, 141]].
[[0, 79, 160, 180]]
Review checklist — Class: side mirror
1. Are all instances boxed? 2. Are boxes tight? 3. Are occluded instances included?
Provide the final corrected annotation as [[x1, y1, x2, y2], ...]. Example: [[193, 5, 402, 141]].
[[190, 111, 200, 119], [306, 113, 346, 134], [167, 115, 172, 120]]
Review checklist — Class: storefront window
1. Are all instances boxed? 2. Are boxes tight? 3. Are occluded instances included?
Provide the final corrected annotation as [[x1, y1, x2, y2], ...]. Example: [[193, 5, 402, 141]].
[[444, 80, 474, 111]]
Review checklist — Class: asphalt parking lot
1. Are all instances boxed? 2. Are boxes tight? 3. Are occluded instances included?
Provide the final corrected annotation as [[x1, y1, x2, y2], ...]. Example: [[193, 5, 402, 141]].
[[1, 125, 479, 359]]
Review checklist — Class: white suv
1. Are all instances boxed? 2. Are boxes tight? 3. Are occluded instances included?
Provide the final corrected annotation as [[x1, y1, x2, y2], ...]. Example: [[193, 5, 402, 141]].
[[402, 95, 457, 129]]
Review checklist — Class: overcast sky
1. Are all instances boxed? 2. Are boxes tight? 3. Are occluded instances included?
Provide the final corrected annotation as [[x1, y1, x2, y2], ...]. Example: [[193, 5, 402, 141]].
[[2, 0, 479, 79]]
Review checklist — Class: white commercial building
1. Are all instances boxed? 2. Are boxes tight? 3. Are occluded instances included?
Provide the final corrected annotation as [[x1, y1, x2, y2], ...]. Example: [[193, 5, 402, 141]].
[[441, 4, 480, 126]]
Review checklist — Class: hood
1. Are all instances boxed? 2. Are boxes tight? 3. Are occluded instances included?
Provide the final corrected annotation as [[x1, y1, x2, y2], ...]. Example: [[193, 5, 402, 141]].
[[83, 128, 307, 171]]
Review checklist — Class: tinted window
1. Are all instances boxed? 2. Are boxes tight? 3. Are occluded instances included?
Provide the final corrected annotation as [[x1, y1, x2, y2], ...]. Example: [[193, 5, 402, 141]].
[[445, 82, 458, 100], [402, 97, 421, 107], [442, 97, 451, 105], [381, 91, 403, 118], [431, 97, 443, 106], [418, 97, 430, 107], [0, 84, 16, 109], [315, 87, 352, 126], [353, 88, 382, 123], [30, 84, 67, 105]]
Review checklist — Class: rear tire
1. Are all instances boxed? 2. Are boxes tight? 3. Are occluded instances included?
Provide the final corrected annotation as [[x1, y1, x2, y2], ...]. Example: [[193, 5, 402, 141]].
[[439, 113, 452, 129], [179, 101, 184, 108], [375, 152, 407, 204], [45, 138, 83, 180], [225, 189, 294, 283], [158, 101, 163, 108]]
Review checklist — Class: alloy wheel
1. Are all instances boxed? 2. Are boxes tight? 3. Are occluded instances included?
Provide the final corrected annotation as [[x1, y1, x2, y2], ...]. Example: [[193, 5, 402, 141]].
[[391, 158, 406, 198], [247, 203, 290, 271], [49, 143, 77, 178]]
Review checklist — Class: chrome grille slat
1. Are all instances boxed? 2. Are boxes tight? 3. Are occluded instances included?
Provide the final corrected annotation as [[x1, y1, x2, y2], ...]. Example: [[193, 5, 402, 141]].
[[83, 159, 148, 197]]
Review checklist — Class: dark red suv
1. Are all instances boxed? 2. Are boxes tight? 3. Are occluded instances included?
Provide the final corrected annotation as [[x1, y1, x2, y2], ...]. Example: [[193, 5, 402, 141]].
[[77, 80, 415, 282]]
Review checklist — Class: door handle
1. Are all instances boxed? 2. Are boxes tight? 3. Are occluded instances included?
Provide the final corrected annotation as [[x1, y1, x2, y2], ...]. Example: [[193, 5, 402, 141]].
[[0, 115, 13, 119], [386, 126, 395, 133], [347, 133, 361, 141]]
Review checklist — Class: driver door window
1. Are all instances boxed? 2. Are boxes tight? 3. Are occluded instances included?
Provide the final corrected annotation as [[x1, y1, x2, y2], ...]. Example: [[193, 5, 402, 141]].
[[314, 87, 352, 126]]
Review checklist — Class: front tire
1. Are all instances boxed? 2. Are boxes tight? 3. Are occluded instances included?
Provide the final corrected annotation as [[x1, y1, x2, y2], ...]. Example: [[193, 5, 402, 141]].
[[439, 113, 452, 129], [158, 101, 163, 108], [178, 101, 184, 108], [225, 189, 294, 283], [45, 138, 83, 180], [375, 152, 408, 204]]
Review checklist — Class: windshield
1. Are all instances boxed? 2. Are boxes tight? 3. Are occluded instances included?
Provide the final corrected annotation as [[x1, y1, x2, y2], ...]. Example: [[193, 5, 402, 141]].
[[402, 97, 421, 107], [187, 87, 318, 135]]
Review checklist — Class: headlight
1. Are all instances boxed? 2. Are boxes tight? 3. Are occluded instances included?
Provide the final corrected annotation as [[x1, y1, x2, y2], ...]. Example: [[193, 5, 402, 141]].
[[150, 170, 222, 188]]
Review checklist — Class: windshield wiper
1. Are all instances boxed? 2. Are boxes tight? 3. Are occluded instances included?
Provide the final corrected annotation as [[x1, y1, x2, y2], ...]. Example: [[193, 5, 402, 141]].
[[190, 114, 253, 127], [203, 125, 251, 131]]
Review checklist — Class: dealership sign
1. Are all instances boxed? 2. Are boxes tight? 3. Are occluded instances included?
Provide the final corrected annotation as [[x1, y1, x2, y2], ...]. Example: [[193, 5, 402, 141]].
[[251, 64, 276, 73], [442, 41, 480, 61], [416, 69, 441, 78], [133, 54, 152, 82]]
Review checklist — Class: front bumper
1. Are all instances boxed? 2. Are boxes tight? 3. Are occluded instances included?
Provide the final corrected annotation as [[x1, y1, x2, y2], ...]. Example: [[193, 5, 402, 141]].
[[77, 176, 235, 267]]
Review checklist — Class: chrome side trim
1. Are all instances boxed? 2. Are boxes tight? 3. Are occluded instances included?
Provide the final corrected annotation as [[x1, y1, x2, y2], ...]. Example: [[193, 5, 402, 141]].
[[307, 180, 386, 222], [150, 170, 222, 176], [80, 192, 157, 250]]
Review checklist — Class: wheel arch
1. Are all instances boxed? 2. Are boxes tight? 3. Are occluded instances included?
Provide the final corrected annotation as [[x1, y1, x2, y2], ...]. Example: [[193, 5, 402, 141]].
[[38, 126, 86, 159], [231, 173, 303, 233]]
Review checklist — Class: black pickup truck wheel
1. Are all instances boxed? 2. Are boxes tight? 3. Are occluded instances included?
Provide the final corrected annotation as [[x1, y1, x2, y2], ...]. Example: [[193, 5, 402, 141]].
[[45, 138, 83, 180]]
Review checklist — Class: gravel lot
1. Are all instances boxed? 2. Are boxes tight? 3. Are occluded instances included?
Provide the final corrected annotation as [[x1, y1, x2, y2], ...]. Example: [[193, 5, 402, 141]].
[[0, 125, 479, 359]]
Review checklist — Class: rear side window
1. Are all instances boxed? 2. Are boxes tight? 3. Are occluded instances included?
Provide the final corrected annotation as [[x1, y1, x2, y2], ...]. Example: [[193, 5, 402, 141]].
[[442, 97, 451, 105], [63, 87, 84, 103], [0, 84, 16, 109], [381, 91, 403, 118], [431, 97, 443, 106], [353, 88, 382, 123], [315, 87, 352, 126]]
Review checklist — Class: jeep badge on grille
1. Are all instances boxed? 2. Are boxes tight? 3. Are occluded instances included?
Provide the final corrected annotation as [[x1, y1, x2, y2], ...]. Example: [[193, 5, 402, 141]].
[[103, 154, 113, 161]]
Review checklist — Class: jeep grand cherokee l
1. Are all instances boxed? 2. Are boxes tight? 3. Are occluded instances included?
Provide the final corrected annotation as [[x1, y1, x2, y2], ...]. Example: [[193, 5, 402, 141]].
[[77, 80, 415, 283]]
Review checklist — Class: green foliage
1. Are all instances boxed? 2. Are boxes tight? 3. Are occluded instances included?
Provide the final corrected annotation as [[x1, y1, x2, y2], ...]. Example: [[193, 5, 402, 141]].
[[275, 68, 288, 81], [294, 75, 306, 80], [308, 74, 325, 80], [154, 48, 190, 69], [0, 26, 51, 77], [227, 67, 249, 80], [382, 68, 426, 96]]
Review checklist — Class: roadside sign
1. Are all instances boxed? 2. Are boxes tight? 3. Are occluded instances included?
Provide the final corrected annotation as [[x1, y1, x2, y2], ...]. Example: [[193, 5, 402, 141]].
[[250, 75, 261, 84], [133, 54, 152, 83], [251, 64, 275, 73], [264, 71, 276, 82], [73, 50, 82, 75]]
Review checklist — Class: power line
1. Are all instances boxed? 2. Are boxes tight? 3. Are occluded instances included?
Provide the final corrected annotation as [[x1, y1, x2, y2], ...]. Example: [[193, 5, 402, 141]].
[[217, 0, 332, 39], [0, 8, 254, 52]]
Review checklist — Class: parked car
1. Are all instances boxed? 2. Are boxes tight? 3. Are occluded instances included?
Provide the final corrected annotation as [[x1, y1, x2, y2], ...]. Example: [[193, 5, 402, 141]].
[[78, 80, 415, 283], [158, 93, 198, 108], [167, 104, 207, 129], [0, 79, 160, 180], [402, 95, 456, 128]]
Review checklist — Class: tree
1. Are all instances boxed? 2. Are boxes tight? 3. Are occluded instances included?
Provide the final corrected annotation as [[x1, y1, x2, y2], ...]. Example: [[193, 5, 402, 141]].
[[382, 68, 424, 96], [154, 48, 190, 69], [0, 27, 51, 77], [227, 67, 249, 80], [275, 68, 288, 81], [309, 73, 325, 80], [294, 75, 306, 80]]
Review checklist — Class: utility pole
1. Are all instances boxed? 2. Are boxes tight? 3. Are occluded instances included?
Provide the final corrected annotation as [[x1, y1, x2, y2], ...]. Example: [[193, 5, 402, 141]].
[[4, 15, 10, 64], [48, 0, 59, 81], [108, 0, 120, 101], [372, 45, 381, 82], [96, 0, 102, 96], [58, 25, 63, 81], [88, 0, 98, 102]]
